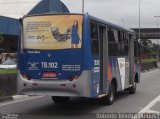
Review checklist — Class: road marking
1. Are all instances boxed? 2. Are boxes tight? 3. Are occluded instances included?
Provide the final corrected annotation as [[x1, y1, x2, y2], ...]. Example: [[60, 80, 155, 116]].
[[132, 95, 160, 119], [0, 96, 43, 107], [139, 95, 160, 113]]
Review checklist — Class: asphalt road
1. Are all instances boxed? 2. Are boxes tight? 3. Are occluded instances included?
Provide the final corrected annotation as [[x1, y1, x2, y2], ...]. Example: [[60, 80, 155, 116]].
[[0, 69, 160, 119]]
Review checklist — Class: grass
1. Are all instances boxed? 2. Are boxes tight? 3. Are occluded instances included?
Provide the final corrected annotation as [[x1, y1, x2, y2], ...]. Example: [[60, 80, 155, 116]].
[[141, 58, 159, 63], [0, 68, 18, 74]]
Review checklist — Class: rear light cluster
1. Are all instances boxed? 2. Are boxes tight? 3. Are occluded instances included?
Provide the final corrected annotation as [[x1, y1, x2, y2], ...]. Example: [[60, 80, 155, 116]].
[[69, 75, 79, 81], [21, 73, 31, 80]]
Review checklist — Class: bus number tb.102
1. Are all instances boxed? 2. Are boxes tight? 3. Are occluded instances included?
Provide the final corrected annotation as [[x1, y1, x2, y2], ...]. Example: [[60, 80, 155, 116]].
[[41, 62, 58, 68]]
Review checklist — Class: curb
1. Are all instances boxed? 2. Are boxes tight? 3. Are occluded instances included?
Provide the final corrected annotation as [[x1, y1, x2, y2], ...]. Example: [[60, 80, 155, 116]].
[[13, 95, 30, 100], [0, 95, 33, 103], [141, 67, 158, 73], [0, 96, 13, 102]]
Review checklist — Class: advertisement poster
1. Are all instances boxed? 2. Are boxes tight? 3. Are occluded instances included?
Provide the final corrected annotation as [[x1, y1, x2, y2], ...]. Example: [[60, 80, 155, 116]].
[[118, 58, 125, 90], [23, 15, 83, 50]]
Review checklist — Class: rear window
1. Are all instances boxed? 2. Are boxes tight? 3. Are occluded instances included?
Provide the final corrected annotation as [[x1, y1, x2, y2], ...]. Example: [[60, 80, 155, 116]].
[[23, 15, 83, 50]]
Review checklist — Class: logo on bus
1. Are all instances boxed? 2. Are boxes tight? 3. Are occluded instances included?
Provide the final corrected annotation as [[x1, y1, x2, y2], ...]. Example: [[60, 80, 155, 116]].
[[41, 62, 58, 69], [27, 62, 39, 70]]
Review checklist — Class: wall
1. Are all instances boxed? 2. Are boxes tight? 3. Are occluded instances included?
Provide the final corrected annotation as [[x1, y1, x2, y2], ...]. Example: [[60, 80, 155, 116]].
[[0, 16, 20, 36]]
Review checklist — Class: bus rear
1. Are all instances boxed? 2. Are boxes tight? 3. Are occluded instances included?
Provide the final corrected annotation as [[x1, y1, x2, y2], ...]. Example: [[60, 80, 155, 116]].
[[17, 14, 92, 100]]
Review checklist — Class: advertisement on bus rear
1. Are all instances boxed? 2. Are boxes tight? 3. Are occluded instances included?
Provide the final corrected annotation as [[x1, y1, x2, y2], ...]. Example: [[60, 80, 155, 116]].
[[23, 15, 83, 50]]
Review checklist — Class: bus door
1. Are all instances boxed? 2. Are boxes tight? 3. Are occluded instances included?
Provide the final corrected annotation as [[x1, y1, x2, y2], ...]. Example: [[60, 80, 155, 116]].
[[91, 22, 108, 95], [99, 26, 108, 94], [129, 34, 134, 85], [125, 34, 134, 88], [133, 38, 141, 83], [120, 32, 130, 89]]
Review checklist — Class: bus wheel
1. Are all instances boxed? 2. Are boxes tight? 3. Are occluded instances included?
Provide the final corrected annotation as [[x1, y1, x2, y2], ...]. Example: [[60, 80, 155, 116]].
[[101, 84, 115, 105], [52, 96, 70, 104], [128, 82, 136, 94]]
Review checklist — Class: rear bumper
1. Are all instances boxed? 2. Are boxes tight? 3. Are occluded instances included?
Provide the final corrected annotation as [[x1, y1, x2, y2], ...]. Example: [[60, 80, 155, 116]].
[[17, 70, 91, 97]]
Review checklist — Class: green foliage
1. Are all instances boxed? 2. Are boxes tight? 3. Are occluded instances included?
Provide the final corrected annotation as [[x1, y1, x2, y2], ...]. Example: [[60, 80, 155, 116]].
[[0, 69, 18, 74], [139, 39, 160, 58], [139, 39, 152, 53], [141, 58, 159, 63]]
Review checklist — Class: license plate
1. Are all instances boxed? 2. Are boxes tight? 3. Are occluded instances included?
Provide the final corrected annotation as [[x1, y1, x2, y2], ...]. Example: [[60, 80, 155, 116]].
[[42, 72, 57, 78]]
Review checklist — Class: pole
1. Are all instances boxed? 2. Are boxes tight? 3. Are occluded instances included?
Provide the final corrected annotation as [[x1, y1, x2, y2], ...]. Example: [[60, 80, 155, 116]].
[[158, 17, 159, 45], [154, 16, 160, 58], [154, 16, 160, 45], [139, 0, 141, 41], [82, 0, 84, 14], [157, 17, 158, 28]]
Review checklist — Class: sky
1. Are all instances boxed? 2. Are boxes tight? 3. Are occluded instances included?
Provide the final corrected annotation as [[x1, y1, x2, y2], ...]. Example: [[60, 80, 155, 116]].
[[0, 0, 159, 29], [0, 0, 41, 18], [61, 0, 160, 29]]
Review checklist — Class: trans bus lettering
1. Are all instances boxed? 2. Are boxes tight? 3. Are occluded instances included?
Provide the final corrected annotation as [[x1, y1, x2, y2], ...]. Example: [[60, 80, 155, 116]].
[[41, 62, 58, 69], [17, 14, 141, 105]]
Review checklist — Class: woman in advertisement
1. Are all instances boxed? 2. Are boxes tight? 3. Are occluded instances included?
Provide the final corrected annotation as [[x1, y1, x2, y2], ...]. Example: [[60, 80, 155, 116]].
[[71, 20, 80, 48]]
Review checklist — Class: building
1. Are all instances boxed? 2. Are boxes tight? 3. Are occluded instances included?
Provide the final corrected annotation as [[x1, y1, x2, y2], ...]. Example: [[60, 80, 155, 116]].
[[0, 16, 20, 53]]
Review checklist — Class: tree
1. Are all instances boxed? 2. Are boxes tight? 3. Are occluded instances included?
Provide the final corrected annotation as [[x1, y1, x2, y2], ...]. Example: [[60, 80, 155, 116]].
[[151, 43, 160, 58], [139, 39, 160, 58], [139, 39, 152, 55]]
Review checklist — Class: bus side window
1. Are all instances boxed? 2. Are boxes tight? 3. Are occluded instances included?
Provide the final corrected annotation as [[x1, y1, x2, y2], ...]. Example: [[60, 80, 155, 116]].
[[108, 28, 120, 56], [108, 29, 116, 42], [121, 32, 129, 56], [91, 22, 99, 56], [118, 31, 122, 43]]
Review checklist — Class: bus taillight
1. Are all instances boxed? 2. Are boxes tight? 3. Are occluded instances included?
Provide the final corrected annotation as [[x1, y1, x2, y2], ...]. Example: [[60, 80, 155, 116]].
[[69, 76, 74, 81], [69, 75, 79, 81], [22, 73, 27, 78], [74, 75, 79, 79], [21, 73, 31, 80]]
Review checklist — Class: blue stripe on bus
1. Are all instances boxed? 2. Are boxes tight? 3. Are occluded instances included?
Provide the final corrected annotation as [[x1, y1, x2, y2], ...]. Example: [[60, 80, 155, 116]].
[[82, 15, 94, 70]]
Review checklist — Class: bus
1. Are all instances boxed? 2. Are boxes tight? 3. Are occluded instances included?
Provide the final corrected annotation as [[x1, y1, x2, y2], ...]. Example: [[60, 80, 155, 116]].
[[17, 14, 141, 105]]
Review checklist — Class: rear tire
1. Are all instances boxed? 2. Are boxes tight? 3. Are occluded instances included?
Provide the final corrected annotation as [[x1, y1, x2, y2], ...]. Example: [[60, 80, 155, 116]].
[[52, 96, 70, 104], [128, 82, 137, 94], [101, 84, 115, 105]]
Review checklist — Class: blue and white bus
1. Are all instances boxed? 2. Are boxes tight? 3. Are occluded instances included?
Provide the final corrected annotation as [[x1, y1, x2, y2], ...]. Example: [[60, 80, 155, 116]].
[[17, 14, 141, 105]]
